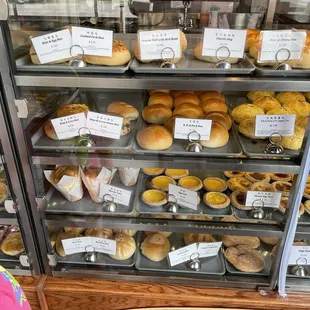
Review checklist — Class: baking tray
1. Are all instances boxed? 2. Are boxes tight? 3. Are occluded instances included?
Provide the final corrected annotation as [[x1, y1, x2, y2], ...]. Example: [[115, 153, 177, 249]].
[[224, 243, 273, 276], [44, 170, 139, 216], [227, 95, 300, 159], [16, 34, 135, 74], [32, 91, 144, 152], [297, 212, 310, 225], [135, 232, 226, 275], [0, 251, 21, 263], [135, 170, 233, 217], [233, 207, 284, 224]]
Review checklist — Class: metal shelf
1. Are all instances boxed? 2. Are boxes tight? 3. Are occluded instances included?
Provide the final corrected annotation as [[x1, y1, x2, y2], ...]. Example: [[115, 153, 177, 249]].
[[0, 212, 17, 225]]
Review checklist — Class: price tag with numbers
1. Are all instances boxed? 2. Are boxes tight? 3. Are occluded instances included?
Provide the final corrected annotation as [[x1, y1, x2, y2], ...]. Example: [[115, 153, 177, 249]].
[[255, 114, 296, 137], [289, 246, 310, 265], [168, 243, 197, 267], [245, 191, 282, 209], [259, 30, 306, 62], [174, 118, 212, 140], [99, 184, 132, 206], [31, 29, 72, 64], [168, 184, 197, 210], [71, 26, 113, 57], [138, 29, 181, 61], [202, 28, 247, 58], [197, 242, 222, 258]]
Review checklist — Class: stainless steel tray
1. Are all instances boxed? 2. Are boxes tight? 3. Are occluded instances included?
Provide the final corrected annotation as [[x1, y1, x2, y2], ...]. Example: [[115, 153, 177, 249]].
[[135, 232, 226, 275], [227, 96, 300, 159], [135, 170, 233, 217], [297, 212, 310, 225], [224, 243, 273, 276], [44, 170, 139, 216], [233, 207, 284, 224], [0, 251, 20, 263]]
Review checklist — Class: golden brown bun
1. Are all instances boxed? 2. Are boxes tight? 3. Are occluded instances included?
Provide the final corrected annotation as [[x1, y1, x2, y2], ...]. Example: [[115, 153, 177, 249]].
[[180, 31, 187, 51], [231, 104, 264, 124], [247, 91, 275, 102], [145, 231, 172, 238], [288, 47, 310, 69], [1, 232, 24, 256], [142, 104, 172, 124], [296, 117, 309, 129], [141, 233, 170, 262], [238, 118, 265, 140], [200, 122, 229, 148], [201, 98, 228, 114], [137, 125, 173, 151], [107, 101, 139, 121], [304, 92, 310, 102], [109, 234, 136, 260], [245, 31, 260, 52], [259, 237, 279, 245], [106, 112, 131, 136], [148, 92, 173, 109], [173, 93, 200, 108], [29, 45, 72, 64], [205, 112, 232, 130], [266, 106, 296, 115], [44, 121, 58, 140], [149, 89, 170, 95], [253, 96, 281, 113], [83, 167, 101, 179], [249, 41, 259, 59], [56, 231, 83, 257], [170, 90, 195, 99], [283, 101, 310, 117], [64, 227, 86, 234], [85, 228, 113, 238], [113, 229, 137, 237], [276, 92, 305, 105], [56, 104, 89, 118], [222, 235, 260, 248], [50, 166, 79, 185], [279, 125, 305, 151], [184, 233, 215, 245], [134, 45, 152, 63], [164, 115, 184, 135], [173, 103, 203, 119], [199, 91, 225, 102]]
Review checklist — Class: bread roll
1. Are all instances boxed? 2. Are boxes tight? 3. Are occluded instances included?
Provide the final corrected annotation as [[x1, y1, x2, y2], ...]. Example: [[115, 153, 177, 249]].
[[283, 101, 310, 117], [83, 40, 131, 66], [56, 231, 83, 257], [64, 227, 86, 234], [148, 92, 173, 109], [30, 45, 72, 65], [170, 90, 195, 99], [1, 232, 24, 256], [201, 98, 228, 114], [200, 122, 229, 148], [109, 234, 136, 260], [137, 125, 173, 150], [173, 93, 200, 108], [145, 231, 172, 238], [266, 106, 296, 115], [142, 104, 172, 124], [180, 31, 187, 51], [44, 121, 59, 140], [173, 103, 203, 119], [205, 112, 231, 130], [56, 104, 89, 118], [140, 233, 170, 262], [279, 125, 305, 151], [184, 233, 215, 245], [107, 102, 139, 121], [259, 237, 279, 245], [253, 96, 281, 113], [238, 118, 265, 140], [222, 235, 260, 248], [231, 104, 264, 124], [113, 229, 137, 237], [276, 92, 305, 105], [164, 115, 184, 134], [149, 89, 170, 95], [199, 91, 225, 102], [85, 228, 113, 239], [247, 91, 275, 102], [50, 166, 79, 185]]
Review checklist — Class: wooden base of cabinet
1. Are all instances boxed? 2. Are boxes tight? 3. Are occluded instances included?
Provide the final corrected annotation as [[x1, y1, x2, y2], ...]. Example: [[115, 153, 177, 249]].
[[15, 276, 40, 310]]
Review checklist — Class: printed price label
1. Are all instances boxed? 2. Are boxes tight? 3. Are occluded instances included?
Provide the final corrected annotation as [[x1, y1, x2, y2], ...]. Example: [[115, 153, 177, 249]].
[[71, 26, 113, 57], [31, 29, 72, 64], [168, 243, 197, 267], [197, 242, 222, 258], [174, 118, 212, 140], [61, 237, 89, 255], [245, 191, 282, 209], [171, 1, 192, 8], [51, 112, 87, 140], [259, 30, 306, 62], [139, 29, 181, 61], [255, 114, 296, 137], [202, 28, 246, 58], [91, 238, 116, 255], [168, 184, 198, 210], [99, 184, 132, 206], [288, 246, 310, 266], [86, 111, 123, 139]]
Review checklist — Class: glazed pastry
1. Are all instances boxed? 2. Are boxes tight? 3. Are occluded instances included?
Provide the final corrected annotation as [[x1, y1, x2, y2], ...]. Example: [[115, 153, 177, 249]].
[[276, 92, 306, 105], [252, 96, 281, 113], [250, 181, 275, 192], [247, 91, 275, 102], [227, 177, 252, 191], [184, 233, 215, 245], [165, 169, 189, 180], [231, 104, 264, 124], [178, 176, 203, 191], [245, 172, 270, 183], [272, 181, 292, 196], [230, 190, 251, 210], [141, 233, 170, 262], [270, 173, 291, 182], [224, 171, 245, 178], [203, 177, 227, 192], [142, 168, 165, 176], [151, 176, 176, 192], [238, 118, 265, 140], [222, 235, 260, 249], [142, 189, 167, 207], [109, 234, 136, 260], [278, 126, 305, 151], [203, 192, 230, 209]]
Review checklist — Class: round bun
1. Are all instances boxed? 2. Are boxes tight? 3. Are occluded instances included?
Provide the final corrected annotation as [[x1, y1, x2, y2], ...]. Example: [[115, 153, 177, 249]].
[[30, 45, 72, 65], [266, 106, 296, 115], [145, 231, 172, 238], [45, 121, 58, 140], [238, 118, 265, 140], [64, 227, 86, 234], [148, 92, 173, 109], [50, 166, 79, 185], [259, 237, 279, 245], [296, 116, 309, 129], [173, 103, 203, 119], [85, 228, 113, 239], [184, 233, 215, 245], [149, 89, 170, 95], [180, 31, 187, 51], [83, 40, 131, 66], [247, 91, 275, 102], [199, 91, 225, 102], [164, 115, 184, 134], [56, 231, 83, 257], [276, 92, 305, 105], [283, 101, 310, 117], [141, 233, 170, 262], [113, 229, 137, 237], [222, 235, 260, 248], [106, 112, 131, 136], [173, 93, 200, 108], [200, 122, 229, 148], [137, 125, 173, 151], [205, 112, 232, 130], [83, 167, 101, 179], [253, 96, 281, 113], [201, 98, 228, 114], [231, 104, 264, 124], [142, 104, 172, 124], [170, 90, 194, 99], [56, 104, 89, 118], [279, 125, 305, 151], [107, 102, 139, 121], [109, 234, 136, 260], [1, 232, 24, 256]]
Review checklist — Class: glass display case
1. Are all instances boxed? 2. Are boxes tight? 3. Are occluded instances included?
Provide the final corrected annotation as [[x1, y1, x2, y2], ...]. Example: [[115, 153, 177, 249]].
[[0, 0, 310, 298]]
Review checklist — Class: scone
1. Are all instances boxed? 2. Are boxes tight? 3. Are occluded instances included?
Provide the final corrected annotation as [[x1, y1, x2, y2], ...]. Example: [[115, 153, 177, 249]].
[[247, 91, 275, 102], [231, 104, 264, 124], [278, 126, 305, 151], [253, 96, 281, 113], [238, 118, 265, 140], [276, 92, 305, 105], [222, 235, 260, 249]]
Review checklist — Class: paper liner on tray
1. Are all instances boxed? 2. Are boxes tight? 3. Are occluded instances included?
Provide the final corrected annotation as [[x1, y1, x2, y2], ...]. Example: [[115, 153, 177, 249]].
[[44, 169, 83, 202], [119, 168, 140, 186], [80, 167, 117, 203]]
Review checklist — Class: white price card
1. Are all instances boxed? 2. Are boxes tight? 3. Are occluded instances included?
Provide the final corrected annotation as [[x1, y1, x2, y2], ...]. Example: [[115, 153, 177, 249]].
[[171, 1, 192, 8], [255, 114, 296, 137], [91, 237, 116, 255], [202, 28, 247, 58], [51, 112, 87, 140], [71, 26, 113, 57], [288, 246, 310, 266], [86, 111, 123, 139], [168, 184, 198, 210], [31, 29, 72, 64], [99, 184, 132, 206], [245, 191, 282, 209], [168, 243, 197, 267], [174, 118, 212, 140], [197, 242, 222, 258], [259, 30, 306, 62], [139, 29, 181, 61], [61, 237, 89, 255]]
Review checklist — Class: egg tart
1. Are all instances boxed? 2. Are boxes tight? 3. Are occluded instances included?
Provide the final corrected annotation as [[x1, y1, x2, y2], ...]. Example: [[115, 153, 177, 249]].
[[142, 189, 167, 207], [272, 181, 292, 196], [203, 192, 230, 209], [165, 169, 189, 179], [224, 171, 245, 178], [245, 172, 270, 183], [279, 197, 304, 216], [178, 176, 203, 191], [227, 177, 252, 191], [230, 190, 252, 210], [270, 173, 291, 182], [142, 168, 165, 176], [251, 182, 275, 192], [151, 176, 176, 192], [303, 184, 310, 199], [304, 200, 310, 215], [203, 177, 227, 192]]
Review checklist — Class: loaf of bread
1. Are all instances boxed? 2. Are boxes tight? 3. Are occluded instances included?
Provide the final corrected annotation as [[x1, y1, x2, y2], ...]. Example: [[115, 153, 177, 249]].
[[107, 102, 139, 121]]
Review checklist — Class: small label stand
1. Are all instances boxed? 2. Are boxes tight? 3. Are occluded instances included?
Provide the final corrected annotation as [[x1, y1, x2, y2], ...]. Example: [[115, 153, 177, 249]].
[[76, 127, 96, 148], [184, 131, 202, 152], [102, 194, 118, 212], [248, 199, 266, 220], [83, 245, 97, 263], [213, 46, 232, 69], [291, 258, 308, 277], [160, 47, 177, 69], [163, 194, 180, 213], [272, 48, 292, 71], [263, 132, 284, 154], [69, 45, 87, 68], [186, 252, 201, 271]]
